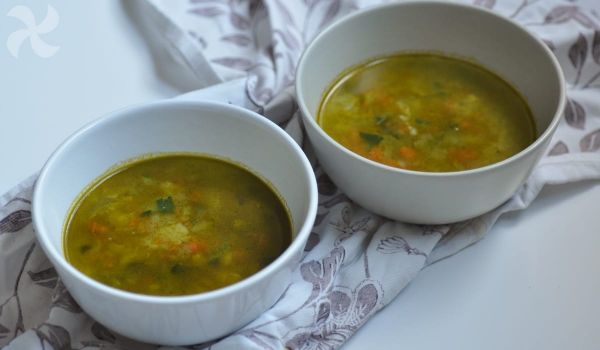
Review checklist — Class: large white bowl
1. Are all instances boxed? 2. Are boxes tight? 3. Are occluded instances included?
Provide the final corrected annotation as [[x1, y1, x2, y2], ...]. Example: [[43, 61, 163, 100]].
[[32, 101, 318, 345], [296, 1, 565, 224]]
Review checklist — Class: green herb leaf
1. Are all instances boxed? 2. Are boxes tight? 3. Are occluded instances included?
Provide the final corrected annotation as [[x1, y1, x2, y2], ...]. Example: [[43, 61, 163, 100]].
[[374, 115, 388, 126], [170, 263, 185, 274], [208, 243, 230, 267], [140, 210, 152, 217], [126, 261, 145, 271], [360, 132, 383, 146], [215, 244, 230, 257], [208, 257, 220, 267], [156, 196, 175, 213], [79, 244, 92, 254], [415, 118, 430, 125]]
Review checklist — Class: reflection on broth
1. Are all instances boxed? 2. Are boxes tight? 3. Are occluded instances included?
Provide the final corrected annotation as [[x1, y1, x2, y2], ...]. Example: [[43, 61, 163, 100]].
[[318, 53, 536, 172], [64, 154, 292, 296]]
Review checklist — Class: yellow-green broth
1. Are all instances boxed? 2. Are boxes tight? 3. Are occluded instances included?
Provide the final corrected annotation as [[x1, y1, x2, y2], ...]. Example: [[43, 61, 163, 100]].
[[318, 53, 536, 172], [64, 154, 292, 296]]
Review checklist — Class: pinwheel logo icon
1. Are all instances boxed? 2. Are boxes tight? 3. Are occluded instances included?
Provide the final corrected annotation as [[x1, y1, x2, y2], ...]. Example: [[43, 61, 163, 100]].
[[6, 5, 60, 58]]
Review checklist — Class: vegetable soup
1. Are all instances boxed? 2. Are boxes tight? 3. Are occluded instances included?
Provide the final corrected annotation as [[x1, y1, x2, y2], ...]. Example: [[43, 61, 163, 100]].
[[318, 53, 536, 172], [64, 154, 292, 296]]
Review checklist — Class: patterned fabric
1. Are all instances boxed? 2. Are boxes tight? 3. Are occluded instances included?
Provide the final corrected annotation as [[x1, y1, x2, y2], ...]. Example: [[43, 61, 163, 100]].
[[2, 0, 600, 349]]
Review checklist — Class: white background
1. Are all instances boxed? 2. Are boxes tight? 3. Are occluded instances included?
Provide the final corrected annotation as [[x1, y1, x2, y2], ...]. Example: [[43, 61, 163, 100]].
[[1, 1, 600, 349]]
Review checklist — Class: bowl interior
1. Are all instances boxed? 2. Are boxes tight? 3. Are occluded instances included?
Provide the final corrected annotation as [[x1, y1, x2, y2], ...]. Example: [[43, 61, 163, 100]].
[[36, 102, 314, 260], [298, 1, 562, 138]]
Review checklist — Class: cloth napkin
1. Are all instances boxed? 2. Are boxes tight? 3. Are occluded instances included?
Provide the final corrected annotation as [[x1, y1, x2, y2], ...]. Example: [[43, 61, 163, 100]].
[[3, 0, 600, 349]]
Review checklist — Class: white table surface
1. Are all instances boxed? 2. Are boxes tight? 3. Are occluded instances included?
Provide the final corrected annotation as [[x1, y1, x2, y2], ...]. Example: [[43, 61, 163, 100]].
[[2, 1, 600, 349]]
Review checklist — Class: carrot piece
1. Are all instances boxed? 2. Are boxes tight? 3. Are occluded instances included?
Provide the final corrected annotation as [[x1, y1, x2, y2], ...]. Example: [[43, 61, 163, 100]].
[[367, 147, 384, 162], [189, 190, 203, 202], [232, 250, 248, 262], [349, 131, 361, 145], [398, 146, 417, 160], [397, 123, 409, 135], [128, 217, 140, 227], [89, 221, 109, 235], [375, 94, 392, 107], [450, 148, 479, 164], [184, 240, 206, 254], [459, 118, 483, 133], [459, 120, 473, 131]]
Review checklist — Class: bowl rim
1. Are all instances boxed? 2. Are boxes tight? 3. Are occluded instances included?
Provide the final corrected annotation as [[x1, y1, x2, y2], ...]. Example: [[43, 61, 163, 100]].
[[32, 99, 318, 304], [295, 0, 566, 177]]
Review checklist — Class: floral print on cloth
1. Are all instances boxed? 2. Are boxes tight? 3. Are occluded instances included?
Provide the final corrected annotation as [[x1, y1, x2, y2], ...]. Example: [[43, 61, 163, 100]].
[[3, 0, 600, 349]]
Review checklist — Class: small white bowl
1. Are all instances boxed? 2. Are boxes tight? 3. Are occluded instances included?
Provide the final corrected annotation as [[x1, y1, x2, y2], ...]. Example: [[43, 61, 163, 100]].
[[32, 101, 318, 345], [296, 1, 565, 224]]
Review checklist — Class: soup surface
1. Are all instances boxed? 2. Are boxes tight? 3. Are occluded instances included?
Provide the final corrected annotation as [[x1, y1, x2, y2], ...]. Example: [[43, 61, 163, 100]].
[[318, 53, 536, 172], [64, 154, 292, 296]]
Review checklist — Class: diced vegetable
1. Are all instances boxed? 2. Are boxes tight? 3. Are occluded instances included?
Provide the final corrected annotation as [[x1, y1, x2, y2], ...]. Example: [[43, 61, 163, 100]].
[[415, 118, 430, 125], [89, 222, 109, 235], [156, 196, 175, 213], [184, 240, 205, 254], [450, 148, 479, 164], [360, 132, 383, 146], [367, 147, 384, 162], [398, 146, 417, 160], [170, 263, 185, 274], [374, 115, 388, 126], [208, 257, 220, 267]]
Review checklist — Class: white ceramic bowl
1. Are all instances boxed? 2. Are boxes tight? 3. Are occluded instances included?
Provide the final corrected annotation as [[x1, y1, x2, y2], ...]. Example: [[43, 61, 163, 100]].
[[296, 1, 565, 224], [32, 101, 318, 345]]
